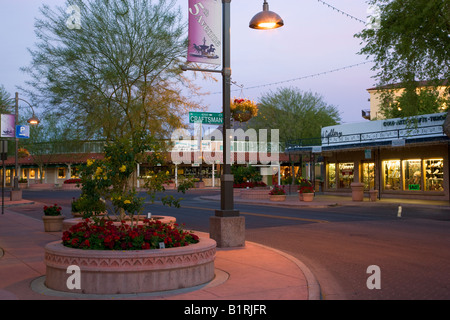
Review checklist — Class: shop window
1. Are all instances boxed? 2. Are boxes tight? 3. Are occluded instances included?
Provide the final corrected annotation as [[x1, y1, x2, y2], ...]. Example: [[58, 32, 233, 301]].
[[338, 163, 354, 189], [424, 159, 444, 191], [362, 163, 375, 190], [403, 159, 422, 191], [384, 160, 401, 190], [29, 169, 36, 180], [58, 167, 66, 179], [327, 163, 336, 188], [22, 168, 29, 179]]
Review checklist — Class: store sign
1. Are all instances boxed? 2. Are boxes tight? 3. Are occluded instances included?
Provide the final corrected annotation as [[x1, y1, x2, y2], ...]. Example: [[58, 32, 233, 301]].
[[321, 113, 447, 146], [408, 184, 420, 191]]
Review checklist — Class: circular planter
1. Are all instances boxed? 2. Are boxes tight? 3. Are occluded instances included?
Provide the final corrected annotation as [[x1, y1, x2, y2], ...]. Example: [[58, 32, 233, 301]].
[[62, 215, 176, 232], [43, 215, 65, 232], [269, 194, 286, 202], [302, 193, 314, 202], [44, 235, 216, 294]]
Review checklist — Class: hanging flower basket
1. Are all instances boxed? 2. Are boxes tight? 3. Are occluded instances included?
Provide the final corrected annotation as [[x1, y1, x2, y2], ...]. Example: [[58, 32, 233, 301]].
[[230, 98, 258, 122]]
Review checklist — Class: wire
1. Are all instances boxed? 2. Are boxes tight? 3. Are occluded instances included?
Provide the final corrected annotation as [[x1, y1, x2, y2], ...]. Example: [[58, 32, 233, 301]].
[[201, 60, 373, 96], [315, 0, 366, 24]]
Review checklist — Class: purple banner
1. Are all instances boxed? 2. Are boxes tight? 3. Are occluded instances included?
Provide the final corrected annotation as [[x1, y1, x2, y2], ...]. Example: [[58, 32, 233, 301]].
[[1, 114, 15, 138], [188, 0, 221, 65]]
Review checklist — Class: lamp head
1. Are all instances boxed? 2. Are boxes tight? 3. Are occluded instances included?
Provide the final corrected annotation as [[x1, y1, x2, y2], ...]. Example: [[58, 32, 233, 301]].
[[27, 114, 40, 125], [249, 0, 284, 30]]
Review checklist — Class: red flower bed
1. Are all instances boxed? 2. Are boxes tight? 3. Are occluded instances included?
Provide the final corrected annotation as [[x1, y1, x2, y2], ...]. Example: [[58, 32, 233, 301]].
[[64, 178, 82, 184], [62, 218, 199, 250]]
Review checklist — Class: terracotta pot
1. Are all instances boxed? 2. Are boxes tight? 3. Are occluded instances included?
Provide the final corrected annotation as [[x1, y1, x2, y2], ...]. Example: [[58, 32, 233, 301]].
[[42, 215, 65, 232], [269, 194, 286, 202], [302, 193, 314, 202]]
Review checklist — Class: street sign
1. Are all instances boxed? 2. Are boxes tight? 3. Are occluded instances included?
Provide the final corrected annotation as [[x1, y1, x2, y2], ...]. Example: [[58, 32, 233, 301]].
[[189, 112, 223, 125], [16, 125, 30, 139]]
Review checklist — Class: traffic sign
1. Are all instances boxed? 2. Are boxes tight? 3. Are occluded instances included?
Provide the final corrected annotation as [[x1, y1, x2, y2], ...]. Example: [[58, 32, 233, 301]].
[[16, 125, 30, 139], [189, 112, 223, 125]]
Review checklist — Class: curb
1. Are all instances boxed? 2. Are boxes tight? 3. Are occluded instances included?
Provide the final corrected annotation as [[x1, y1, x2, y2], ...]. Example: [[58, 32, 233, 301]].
[[249, 242, 321, 300]]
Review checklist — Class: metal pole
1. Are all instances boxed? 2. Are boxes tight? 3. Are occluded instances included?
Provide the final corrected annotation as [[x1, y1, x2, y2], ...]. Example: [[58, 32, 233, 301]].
[[14, 92, 19, 191], [216, 0, 238, 217]]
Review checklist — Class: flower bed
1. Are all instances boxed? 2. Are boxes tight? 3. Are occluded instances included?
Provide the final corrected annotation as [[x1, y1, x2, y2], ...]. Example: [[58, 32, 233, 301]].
[[62, 218, 194, 250], [44, 234, 216, 294]]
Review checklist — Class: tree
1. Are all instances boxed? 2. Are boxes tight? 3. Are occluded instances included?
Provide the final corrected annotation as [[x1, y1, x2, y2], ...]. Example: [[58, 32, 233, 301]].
[[22, 0, 202, 141], [248, 87, 341, 145], [0, 85, 12, 114], [355, 0, 450, 118]]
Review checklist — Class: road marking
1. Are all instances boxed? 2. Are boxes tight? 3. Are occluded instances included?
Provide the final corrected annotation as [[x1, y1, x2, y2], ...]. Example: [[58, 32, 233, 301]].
[[179, 205, 329, 224]]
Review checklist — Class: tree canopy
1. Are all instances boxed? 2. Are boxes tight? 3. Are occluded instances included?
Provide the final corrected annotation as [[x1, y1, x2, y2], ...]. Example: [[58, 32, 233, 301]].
[[248, 87, 341, 145], [22, 0, 202, 141], [355, 0, 450, 118]]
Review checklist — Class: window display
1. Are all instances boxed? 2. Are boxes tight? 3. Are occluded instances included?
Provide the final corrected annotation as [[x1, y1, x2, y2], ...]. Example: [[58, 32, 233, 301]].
[[424, 159, 444, 191], [384, 160, 401, 190], [328, 163, 336, 188], [403, 159, 422, 190], [362, 163, 375, 190], [338, 163, 354, 189]]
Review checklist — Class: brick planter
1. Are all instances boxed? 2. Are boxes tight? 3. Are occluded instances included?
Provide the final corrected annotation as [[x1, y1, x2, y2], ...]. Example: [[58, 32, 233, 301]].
[[44, 235, 216, 294], [240, 188, 270, 200]]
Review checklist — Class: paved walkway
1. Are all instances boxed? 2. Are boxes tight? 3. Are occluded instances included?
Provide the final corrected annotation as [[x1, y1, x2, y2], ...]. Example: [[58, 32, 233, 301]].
[[0, 197, 318, 300]]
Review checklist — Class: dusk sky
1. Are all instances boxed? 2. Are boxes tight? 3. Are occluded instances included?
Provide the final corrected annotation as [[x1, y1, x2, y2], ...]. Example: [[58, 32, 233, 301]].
[[0, 0, 378, 125]]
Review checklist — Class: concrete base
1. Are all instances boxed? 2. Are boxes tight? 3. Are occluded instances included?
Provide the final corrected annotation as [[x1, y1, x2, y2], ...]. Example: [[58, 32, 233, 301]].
[[351, 182, 364, 201], [10, 190, 22, 201], [210, 216, 245, 248]]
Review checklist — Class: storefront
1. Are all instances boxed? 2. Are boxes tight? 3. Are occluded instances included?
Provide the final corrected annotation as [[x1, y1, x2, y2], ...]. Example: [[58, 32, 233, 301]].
[[291, 113, 450, 200]]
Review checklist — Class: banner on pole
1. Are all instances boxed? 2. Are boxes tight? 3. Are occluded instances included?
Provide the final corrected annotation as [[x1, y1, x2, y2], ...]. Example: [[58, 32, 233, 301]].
[[188, 0, 221, 65], [1, 114, 15, 138]]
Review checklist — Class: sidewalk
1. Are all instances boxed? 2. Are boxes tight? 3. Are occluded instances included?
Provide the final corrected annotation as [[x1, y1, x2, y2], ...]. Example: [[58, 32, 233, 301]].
[[0, 199, 319, 300], [201, 192, 450, 209]]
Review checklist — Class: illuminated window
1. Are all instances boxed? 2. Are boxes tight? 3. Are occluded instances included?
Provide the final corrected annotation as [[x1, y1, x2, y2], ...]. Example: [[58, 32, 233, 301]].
[[424, 159, 444, 191], [327, 163, 336, 188], [338, 163, 354, 189], [383, 160, 401, 190], [58, 167, 66, 179], [403, 159, 422, 191]]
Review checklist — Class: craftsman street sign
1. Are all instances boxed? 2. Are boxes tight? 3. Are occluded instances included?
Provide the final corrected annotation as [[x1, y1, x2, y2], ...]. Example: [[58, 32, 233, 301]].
[[189, 112, 223, 125]]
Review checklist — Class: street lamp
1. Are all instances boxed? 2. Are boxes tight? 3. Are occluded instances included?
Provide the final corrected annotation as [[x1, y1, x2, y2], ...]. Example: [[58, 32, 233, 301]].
[[210, 0, 283, 247], [12, 93, 39, 198]]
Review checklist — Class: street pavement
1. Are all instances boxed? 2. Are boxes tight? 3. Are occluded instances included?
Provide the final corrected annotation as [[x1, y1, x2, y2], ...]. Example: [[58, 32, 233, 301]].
[[0, 190, 449, 302]]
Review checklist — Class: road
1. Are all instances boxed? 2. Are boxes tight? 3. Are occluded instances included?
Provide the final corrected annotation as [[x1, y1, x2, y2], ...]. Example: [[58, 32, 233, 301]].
[[7, 188, 450, 300]]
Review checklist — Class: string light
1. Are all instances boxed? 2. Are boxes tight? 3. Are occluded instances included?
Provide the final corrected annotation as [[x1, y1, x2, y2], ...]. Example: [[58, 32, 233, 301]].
[[198, 61, 373, 96], [315, 0, 366, 24]]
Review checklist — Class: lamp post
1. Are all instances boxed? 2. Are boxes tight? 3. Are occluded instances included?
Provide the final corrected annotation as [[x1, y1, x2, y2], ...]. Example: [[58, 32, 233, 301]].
[[11, 93, 39, 200], [209, 0, 283, 247]]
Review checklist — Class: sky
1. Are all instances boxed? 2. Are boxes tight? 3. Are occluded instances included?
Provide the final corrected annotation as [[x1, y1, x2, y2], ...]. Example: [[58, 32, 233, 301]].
[[0, 0, 378, 125]]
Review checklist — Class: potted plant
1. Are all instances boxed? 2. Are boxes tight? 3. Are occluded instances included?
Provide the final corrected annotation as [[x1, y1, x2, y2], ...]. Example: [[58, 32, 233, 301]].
[[299, 186, 314, 202], [230, 98, 258, 122], [42, 204, 65, 232], [269, 185, 286, 201], [297, 178, 313, 201], [18, 178, 28, 189]]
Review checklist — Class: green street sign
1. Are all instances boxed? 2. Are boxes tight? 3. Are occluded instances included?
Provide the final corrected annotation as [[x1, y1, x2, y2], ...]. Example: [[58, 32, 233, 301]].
[[189, 112, 223, 125]]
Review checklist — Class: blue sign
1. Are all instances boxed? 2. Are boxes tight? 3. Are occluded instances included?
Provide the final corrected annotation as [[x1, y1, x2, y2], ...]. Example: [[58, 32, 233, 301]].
[[16, 125, 30, 139]]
